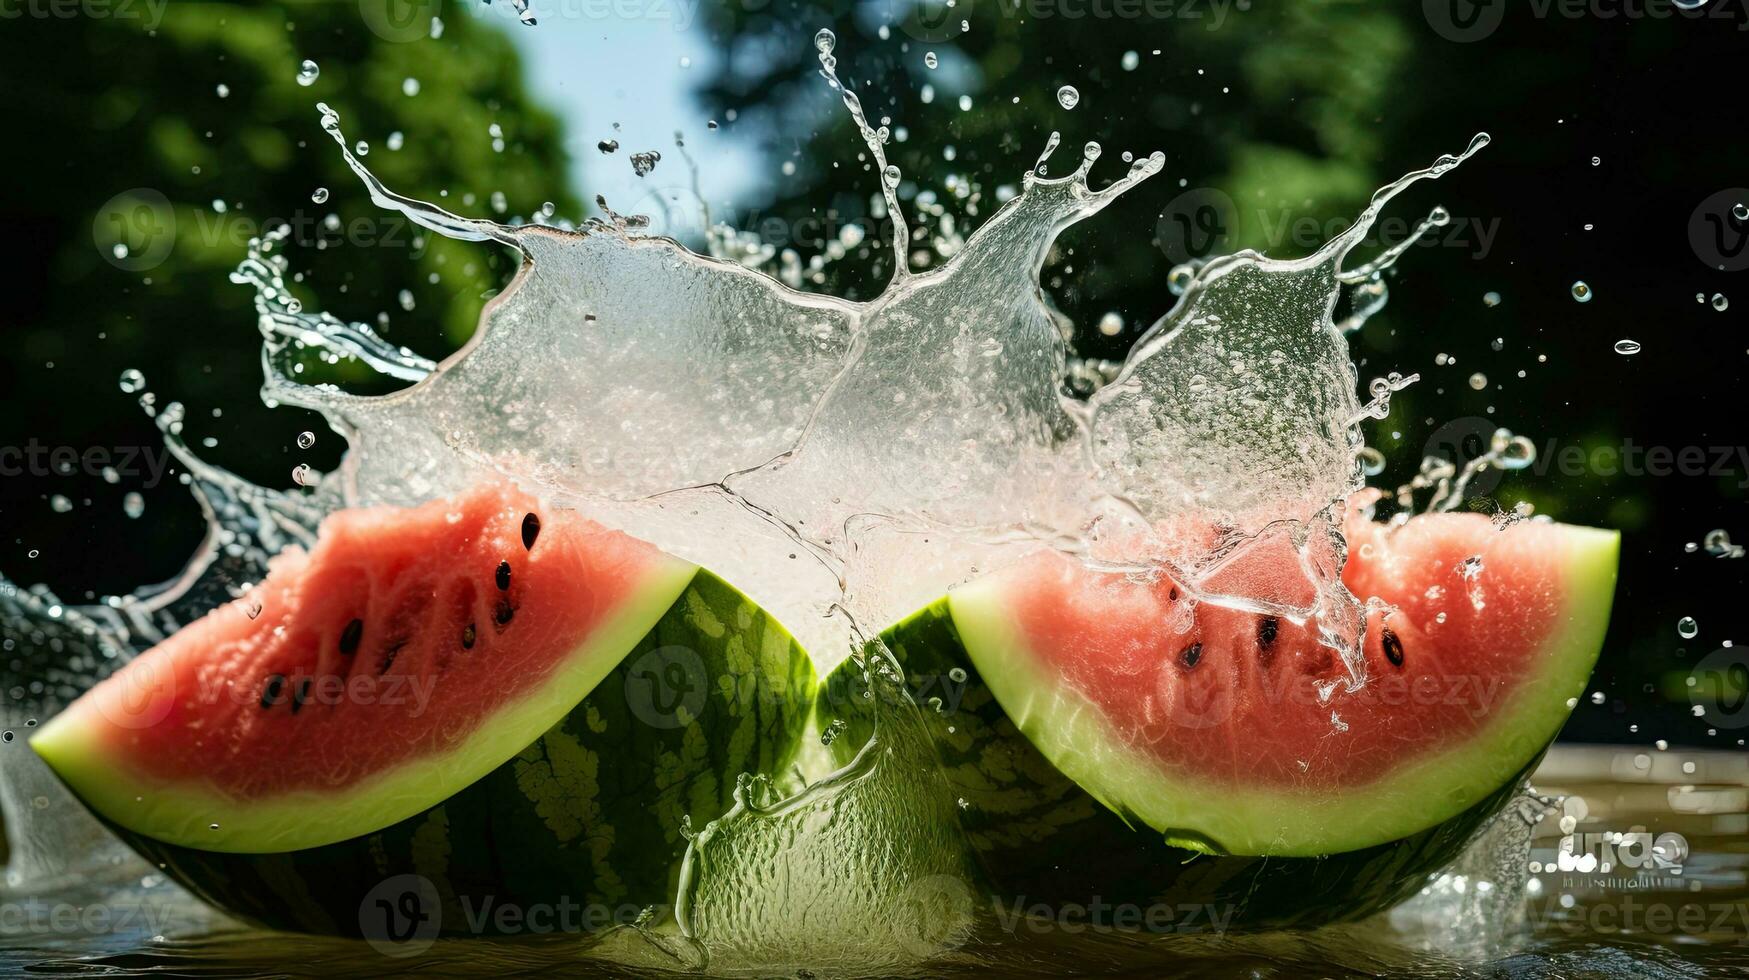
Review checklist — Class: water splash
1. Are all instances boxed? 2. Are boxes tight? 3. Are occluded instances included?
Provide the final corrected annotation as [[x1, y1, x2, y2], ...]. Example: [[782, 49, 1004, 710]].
[[1, 32, 1495, 972]]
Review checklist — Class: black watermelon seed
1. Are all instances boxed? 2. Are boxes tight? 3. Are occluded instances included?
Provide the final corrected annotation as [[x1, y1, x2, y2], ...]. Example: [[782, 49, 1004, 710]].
[[1257, 616, 1279, 650], [291, 679, 311, 714], [462, 623, 477, 650], [495, 561, 512, 591], [521, 513, 541, 550], [1179, 642, 1203, 669], [1382, 627, 1405, 668], [378, 639, 406, 675], [495, 600, 515, 627], [339, 618, 364, 656], [1168, 586, 1179, 602], [260, 674, 285, 709]]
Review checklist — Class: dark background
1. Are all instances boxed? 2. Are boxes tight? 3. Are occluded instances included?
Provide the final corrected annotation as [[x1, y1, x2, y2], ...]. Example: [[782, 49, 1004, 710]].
[[1, 0, 1745, 745]]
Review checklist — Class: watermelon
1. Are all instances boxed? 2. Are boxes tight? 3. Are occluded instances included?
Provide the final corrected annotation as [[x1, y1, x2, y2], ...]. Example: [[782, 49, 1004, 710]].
[[31, 484, 816, 937], [820, 507, 1617, 929]]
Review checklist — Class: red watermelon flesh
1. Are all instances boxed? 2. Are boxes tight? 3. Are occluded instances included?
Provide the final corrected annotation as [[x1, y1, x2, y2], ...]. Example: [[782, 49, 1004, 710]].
[[944, 506, 1618, 856], [31, 483, 698, 852]]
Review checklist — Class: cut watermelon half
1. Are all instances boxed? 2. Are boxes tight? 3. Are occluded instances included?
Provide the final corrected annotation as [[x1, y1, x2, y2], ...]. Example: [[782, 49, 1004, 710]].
[[822, 508, 1616, 925], [31, 484, 817, 934]]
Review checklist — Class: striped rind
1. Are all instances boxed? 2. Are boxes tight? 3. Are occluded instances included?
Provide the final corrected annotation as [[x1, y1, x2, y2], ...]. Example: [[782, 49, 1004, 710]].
[[54, 570, 817, 936], [945, 526, 1617, 856]]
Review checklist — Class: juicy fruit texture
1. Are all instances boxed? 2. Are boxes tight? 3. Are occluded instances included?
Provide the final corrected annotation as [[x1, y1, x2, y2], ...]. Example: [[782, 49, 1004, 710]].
[[34, 484, 695, 851], [822, 510, 1617, 927], [32, 485, 817, 935]]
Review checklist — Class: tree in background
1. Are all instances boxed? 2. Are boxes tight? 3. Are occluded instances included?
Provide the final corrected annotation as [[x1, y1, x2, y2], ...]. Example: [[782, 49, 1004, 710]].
[[0, 1, 578, 594]]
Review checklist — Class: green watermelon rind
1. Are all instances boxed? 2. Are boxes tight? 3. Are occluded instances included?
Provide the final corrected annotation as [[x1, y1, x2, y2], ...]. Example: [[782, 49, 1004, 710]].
[[814, 524, 1616, 929], [945, 524, 1617, 857], [43, 569, 818, 937], [31, 556, 699, 854]]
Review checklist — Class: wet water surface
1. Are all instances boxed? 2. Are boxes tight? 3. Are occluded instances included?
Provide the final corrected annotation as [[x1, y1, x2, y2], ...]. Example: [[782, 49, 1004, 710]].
[[4, 744, 1746, 978]]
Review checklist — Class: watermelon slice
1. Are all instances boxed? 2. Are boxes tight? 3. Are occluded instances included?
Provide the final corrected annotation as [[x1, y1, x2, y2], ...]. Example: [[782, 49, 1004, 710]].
[[31, 484, 816, 935], [822, 508, 1617, 927]]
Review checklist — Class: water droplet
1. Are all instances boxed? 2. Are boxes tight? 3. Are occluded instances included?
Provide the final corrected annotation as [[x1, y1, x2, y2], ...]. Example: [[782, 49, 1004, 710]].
[[311, 187, 329, 204], [215, 83, 230, 99], [598, 139, 619, 154], [1356, 446, 1386, 477], [118, 368, 146, 394], [814, 28, 835, 54], [49, 495, 73, 514], [291, 464, 316, 488], [1734, 203, 1749, 222], [1570, 281, 1593, 303], [1613, 339, 1641, 356], [882, 164, 901, 188], [296, 59, 319, 87], [123, 492, 145, 519], [1121, 50, 1139, 71], [924, 51, 938, 69], [1677, 616, 1699, 639], [354, 140, 370, 157], [1483, 291, 1501, 307], [401, 77, 421, 97], [1590, 691, 1606, 705], [1590, 155, 1601, 166], [1166, 265, 1194, 296], [1468, 372, 1488, 391], [1711, 293, 1729, 312], [111, 243, 129, 259], [296, 431, 316, 450], [398, 289, 416, 312], [1097, 312, 1123, 336], [1056, 85, 1080, 110], [630, 150, 662, 177]]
